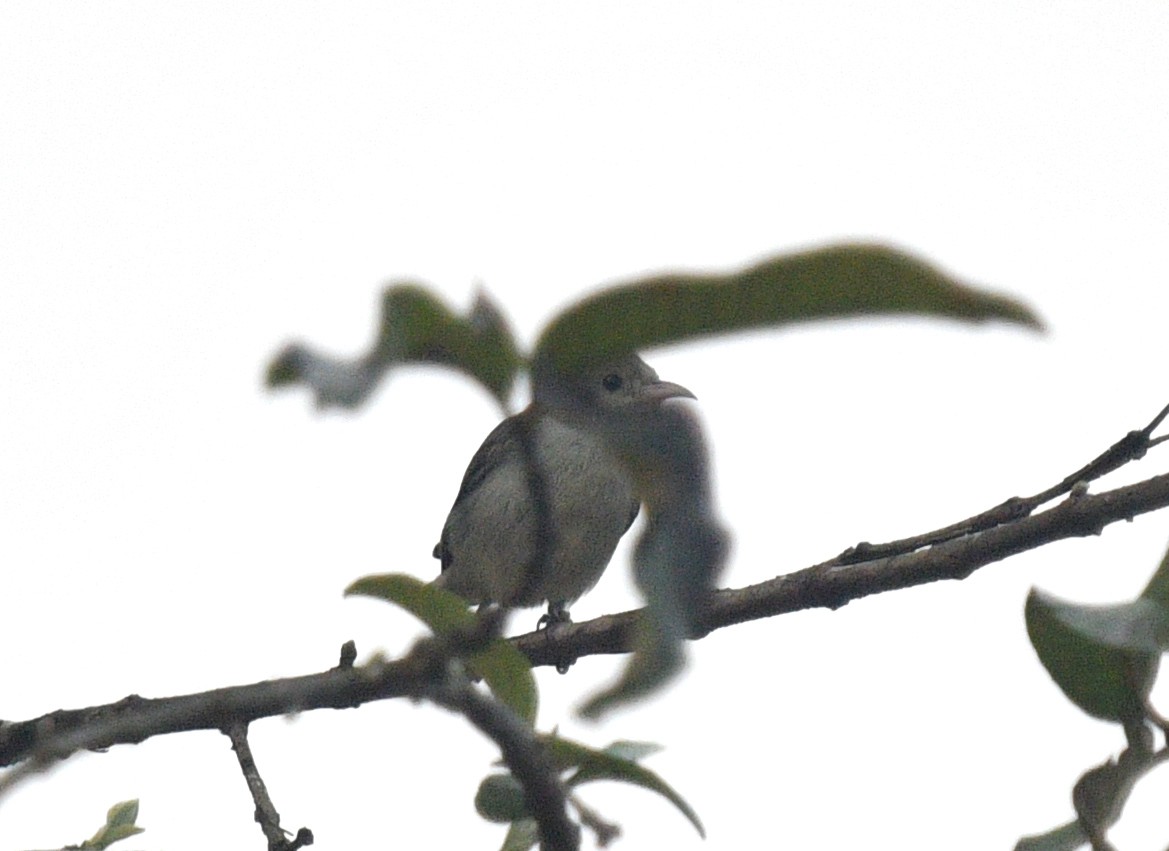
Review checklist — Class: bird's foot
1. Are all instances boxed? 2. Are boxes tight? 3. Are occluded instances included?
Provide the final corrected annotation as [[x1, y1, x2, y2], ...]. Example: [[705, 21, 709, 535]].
[[537, 603, 575, 674], [537, 602, 572, 631]]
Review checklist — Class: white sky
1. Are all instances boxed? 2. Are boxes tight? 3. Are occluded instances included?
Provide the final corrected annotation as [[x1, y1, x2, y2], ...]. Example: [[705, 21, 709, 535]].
[[3, 3, 1169, 849]]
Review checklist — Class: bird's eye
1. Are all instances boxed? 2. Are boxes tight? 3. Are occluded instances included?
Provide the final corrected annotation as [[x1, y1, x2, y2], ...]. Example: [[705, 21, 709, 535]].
[[602, 373, 623, 392]]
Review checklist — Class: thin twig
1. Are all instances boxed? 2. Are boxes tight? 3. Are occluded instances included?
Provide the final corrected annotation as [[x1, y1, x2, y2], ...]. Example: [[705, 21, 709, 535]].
[[337, 640, 357, 670], [226, 722, 313, 851], [835, 400, 1169, 565], [570, 792, 622, 848], [0, 750, 55, 801]]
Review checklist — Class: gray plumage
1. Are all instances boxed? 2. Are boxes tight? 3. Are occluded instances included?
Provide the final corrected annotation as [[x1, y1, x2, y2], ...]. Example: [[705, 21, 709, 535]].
[[433, 354, 693, 620]]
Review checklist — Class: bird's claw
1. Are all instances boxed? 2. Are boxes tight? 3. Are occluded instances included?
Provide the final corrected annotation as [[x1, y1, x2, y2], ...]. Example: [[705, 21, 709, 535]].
[[537, 603, 572, 631], [537, 604, 576, 673]]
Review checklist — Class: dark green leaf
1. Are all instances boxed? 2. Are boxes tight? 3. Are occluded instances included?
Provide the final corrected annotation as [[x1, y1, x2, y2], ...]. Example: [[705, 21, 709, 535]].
[[1025, 588, 1166, 722], [544, 736, 704, 838], [346, 573, 538, 725], [580, 505, 727, 719], [534, 242, 1043, 374], [500, 818, 540, 851], [578, 612, 685, 720], [476, 773, 529, 824], [474, 640, 539, 727], [1014, 820, 1088, 851], [571, 406, 726, 719], [1068, 744, 1159, 847], [1073, 759, 1127, 841], [1029, 590, 1169, 653], [1139, 540, 1169, 607], [267, 284, 521, 408], [372, 286, 521, 404]]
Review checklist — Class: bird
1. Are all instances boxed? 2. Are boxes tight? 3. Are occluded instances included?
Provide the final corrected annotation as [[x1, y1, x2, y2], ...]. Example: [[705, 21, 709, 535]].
[[432, 353, 694, 627]]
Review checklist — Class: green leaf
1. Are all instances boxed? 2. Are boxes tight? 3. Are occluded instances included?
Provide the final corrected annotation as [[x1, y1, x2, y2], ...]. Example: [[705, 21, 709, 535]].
[[86, 824, 145, 849], [1139, 539, 1169, 606], [580, 500, 727, 720], [104, 799, 140, 829], [476, 773, 529, 823], [1025, 588, 1167, 723], [372, 286, 521, 403], [1014, 819, 1088, 851], [544, 736, 705, 838], [346, 574, 538, 725], [474, 641, 539, 727], [500, 818, 540, 851], [560, 404, 725, 720], [348, 572, 476, 632], [84, 800, 144, 849], [602, 740, 664, 762], [534, 242, 1043, 374], [267, 284, 521, 408], [1073, 759, 1128, 841], [578, 612, 685, 720]]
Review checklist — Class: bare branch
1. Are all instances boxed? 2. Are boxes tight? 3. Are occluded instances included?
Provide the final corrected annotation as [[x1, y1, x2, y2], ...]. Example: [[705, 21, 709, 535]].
[[570, 793, 622, 848], [516, 471, 1169, 666], [0, 659, 420, 771], [836, 400, 1169, 564], [226, 722, 313, 851]]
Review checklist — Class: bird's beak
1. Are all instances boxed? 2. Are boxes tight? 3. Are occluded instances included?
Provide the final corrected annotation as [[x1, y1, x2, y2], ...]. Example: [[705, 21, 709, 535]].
[[644, 379, 696, 403]]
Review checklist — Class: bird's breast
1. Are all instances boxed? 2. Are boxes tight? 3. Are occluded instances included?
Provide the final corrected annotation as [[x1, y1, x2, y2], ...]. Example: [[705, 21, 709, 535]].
[[438, 415, 637, 608]]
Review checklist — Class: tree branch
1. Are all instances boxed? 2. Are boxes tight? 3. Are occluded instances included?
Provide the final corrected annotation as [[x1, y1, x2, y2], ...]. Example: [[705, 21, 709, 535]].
[[1, 613, 578, 851], [431, 675, 578, 851], [0, 656, 420, 770], [835, 400, 1169, 564], [515, 470, 1169, 666], [4, 471, 1169, 790]]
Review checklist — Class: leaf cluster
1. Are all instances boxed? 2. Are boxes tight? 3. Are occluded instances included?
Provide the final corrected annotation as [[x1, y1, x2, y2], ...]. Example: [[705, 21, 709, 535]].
[[1020, 543, 1169, 850]]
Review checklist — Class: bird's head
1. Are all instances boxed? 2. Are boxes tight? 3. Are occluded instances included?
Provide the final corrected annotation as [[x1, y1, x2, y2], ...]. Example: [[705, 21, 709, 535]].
[[534, 352, 694, 417], [584, 354, 695, 410]]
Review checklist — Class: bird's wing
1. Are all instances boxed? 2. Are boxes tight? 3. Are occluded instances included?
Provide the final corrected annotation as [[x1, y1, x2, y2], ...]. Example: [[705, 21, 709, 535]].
[[434, 412, 532, 569], [448, 411, 530, 510]]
